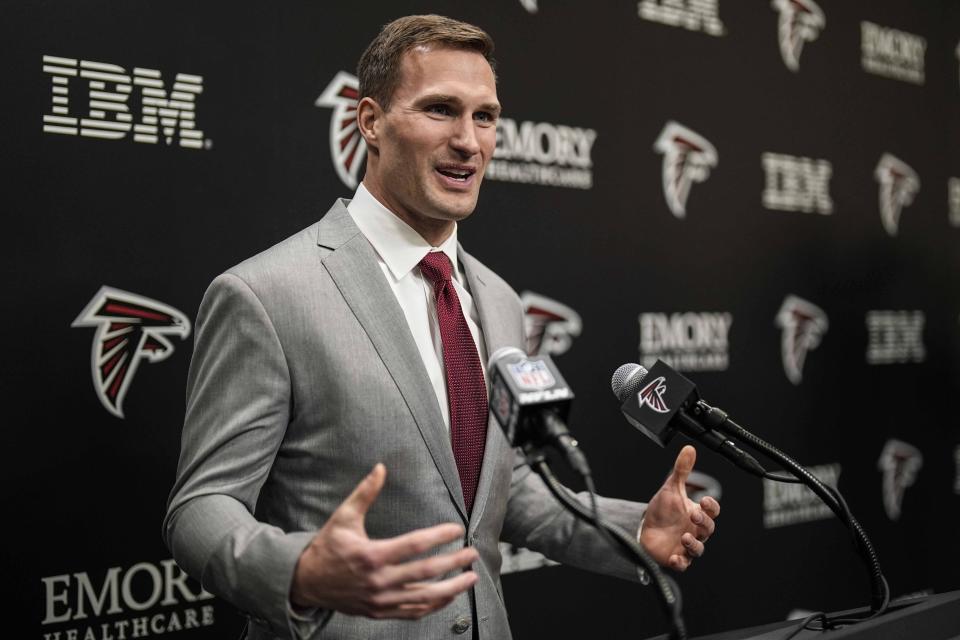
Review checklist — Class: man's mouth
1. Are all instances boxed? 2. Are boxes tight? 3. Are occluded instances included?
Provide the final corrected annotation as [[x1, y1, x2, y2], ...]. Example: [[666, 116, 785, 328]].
[[436, 165, 476, 182]]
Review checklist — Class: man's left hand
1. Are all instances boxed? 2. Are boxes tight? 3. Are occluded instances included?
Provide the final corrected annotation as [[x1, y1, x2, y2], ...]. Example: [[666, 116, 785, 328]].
[[639, 445, 720, 571]]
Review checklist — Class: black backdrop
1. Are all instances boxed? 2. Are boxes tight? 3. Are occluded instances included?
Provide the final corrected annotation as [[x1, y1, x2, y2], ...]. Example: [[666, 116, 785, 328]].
[[5, 1, 960, 639]]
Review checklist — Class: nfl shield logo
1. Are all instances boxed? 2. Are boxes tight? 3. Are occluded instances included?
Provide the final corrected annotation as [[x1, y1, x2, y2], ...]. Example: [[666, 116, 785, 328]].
[[508, 359, 556, 390]]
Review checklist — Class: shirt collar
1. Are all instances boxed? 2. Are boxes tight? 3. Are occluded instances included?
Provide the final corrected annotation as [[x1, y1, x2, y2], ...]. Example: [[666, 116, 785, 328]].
[[347, 182, 460, 282]]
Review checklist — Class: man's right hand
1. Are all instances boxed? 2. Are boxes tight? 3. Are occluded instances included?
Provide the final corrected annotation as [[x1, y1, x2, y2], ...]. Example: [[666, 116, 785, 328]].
[[290, 463, 478, 619]]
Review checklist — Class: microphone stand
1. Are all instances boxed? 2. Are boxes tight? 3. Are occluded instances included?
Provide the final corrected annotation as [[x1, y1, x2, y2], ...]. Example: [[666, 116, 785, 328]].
[[520, 443, 688, 640], [688, 399, 890, 619]]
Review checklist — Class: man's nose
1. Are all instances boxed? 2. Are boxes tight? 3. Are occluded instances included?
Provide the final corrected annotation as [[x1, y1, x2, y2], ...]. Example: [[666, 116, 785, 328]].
[[449, 116, 481, 156]]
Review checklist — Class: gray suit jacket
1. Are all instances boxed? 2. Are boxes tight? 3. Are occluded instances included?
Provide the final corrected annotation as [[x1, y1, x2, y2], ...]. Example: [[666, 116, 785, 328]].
[[164, 200, 646, 640]]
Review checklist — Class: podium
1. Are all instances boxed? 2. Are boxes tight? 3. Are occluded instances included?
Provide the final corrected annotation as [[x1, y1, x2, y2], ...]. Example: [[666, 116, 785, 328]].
[[649, 591, 960, 640]]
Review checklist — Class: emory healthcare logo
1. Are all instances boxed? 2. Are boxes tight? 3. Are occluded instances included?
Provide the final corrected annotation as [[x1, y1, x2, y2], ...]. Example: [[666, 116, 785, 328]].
[[487, 118, 597, 190], [875, 153, 920, 237], [637, 376, 670, 413], [878, 438, 923, 521], [654, 121, 717, 219], [521, 292, 582, 356], [763, 463, 840, 528], [42, 55, 209, 149], [639, 311, 732, 372], [861, 21, 926, 85], [316, 71, 366, 189], [775, 295, 828, 385], [42, 558, 215, 638], [771, 0, 825, 72], [72, 286, 191, 418]]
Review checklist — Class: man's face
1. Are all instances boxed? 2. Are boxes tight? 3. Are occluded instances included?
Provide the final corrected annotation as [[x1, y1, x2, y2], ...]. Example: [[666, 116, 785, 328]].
[[365, 46, 500, 239]]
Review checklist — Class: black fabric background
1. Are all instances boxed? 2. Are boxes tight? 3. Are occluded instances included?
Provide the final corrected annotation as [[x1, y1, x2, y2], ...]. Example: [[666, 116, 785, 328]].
[[4, 1, 958, 638]]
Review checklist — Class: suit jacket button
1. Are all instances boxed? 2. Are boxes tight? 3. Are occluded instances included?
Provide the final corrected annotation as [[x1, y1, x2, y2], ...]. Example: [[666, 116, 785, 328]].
[[452, 615, 471, 634]]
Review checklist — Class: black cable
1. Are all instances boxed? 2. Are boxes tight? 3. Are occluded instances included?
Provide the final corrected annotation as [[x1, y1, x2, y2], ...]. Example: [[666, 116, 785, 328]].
[[529, 456, 687, 640], [695, 401, 889, 615], [781, 611, 826, 640]]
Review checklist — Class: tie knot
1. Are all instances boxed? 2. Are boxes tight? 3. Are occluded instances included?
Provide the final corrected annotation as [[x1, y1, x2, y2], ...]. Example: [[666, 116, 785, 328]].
[[419, 251, 453, 286]]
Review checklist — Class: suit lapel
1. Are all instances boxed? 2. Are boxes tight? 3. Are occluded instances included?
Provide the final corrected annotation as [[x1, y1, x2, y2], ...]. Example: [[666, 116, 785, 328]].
[[460, 247, 515, 527], [318, 202, 468, 521]]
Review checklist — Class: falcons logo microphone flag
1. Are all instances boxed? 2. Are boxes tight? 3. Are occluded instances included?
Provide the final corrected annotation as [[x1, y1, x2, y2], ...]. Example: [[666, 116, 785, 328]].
[[72, 286, 191, 418], [614, 360, 699, 447]]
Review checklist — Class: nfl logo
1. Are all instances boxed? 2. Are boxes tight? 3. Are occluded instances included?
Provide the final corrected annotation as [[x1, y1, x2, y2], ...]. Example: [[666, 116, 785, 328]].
[[508, 359, 556, 390]]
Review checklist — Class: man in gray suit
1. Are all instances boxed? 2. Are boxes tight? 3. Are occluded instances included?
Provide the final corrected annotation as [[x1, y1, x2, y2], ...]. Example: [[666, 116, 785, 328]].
[[164, 14, 719, 640]]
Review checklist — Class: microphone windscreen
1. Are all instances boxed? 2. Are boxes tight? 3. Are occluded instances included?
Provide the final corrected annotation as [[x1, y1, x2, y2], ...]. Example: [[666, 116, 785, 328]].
[[611, 363, 649, 402], [488, 346, 525, 371]]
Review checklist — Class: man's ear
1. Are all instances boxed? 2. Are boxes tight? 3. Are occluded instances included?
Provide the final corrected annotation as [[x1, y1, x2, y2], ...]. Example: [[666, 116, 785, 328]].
[[357, 97, 382, 152]]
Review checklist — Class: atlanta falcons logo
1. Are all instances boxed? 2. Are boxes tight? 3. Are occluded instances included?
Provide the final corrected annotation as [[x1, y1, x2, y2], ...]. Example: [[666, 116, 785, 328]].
[[771, 0, 825, 72], [875, 153, 920, 237], [72, 286, 191, 418], [775, 295, 828, 385], [637, 376, 670, 413], [315, 71, 367, 189], [877, 438, 923, 521], [521, 291, 582, 356], [653, 121, 718, 219]]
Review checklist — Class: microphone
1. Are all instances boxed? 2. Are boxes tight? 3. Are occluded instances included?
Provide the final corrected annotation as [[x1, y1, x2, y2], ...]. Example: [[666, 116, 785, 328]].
[[611, 360, 766, 476], [487, 347, 590, 476]]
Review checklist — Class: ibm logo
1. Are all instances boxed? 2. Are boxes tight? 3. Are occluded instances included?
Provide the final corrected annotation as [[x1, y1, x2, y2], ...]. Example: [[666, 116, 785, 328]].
[[762, 153, 833, 215], [42, 55, 210, 149], [865, 310, 925, 365]]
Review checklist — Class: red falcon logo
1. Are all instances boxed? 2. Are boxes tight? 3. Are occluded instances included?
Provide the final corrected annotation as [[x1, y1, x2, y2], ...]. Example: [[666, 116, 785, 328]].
[[775, 295, 828, 385], [877, 439, 923, 521], [875, 153, 920, 237], [637, 376, 670, 414], [772, 0, 825, 72], [315, 71, 367, 189], [521, 291, 582, 356], [72, 286, 191, 418], [654, 121, 718, 219]]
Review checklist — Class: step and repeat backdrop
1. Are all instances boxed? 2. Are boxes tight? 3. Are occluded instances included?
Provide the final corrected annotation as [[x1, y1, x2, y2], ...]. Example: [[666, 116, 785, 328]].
[[5, 1, 959, 638]]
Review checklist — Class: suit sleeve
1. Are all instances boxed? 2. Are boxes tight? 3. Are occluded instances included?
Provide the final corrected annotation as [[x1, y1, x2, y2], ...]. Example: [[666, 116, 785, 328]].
[[499, 287, 647, 582], [162, 273, 325, 639], [501, 449, 648, 582]]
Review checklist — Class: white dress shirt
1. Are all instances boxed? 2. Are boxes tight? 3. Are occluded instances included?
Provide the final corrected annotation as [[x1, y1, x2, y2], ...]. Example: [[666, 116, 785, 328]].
[[347, 183, 488, 432]]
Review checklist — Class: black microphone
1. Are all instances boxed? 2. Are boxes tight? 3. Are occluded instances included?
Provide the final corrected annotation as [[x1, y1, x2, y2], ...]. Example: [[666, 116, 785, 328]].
[[487, 347, 590, 476], [611, 360, 766, 476]]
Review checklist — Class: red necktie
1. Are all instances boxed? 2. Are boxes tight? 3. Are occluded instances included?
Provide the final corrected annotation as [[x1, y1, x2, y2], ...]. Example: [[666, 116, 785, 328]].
[[419, 251, 488, 514]]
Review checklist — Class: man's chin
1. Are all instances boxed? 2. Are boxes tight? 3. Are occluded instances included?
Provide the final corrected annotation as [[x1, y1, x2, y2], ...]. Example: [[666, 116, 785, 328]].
[[431, 197, 479, 222]]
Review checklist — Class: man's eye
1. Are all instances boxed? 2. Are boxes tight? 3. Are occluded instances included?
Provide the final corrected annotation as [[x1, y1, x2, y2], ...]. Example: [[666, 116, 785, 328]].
[[474, 112, 496, 124], [426, 104, 453, 116]]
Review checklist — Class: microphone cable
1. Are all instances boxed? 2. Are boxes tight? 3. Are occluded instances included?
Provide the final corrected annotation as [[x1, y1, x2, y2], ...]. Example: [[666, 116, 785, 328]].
[[525, 451, 688, 640]]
